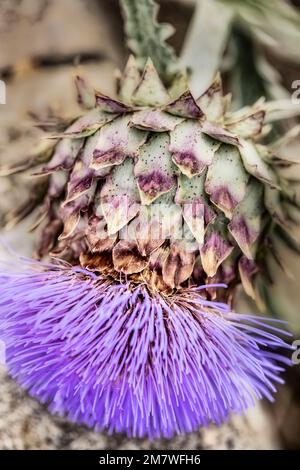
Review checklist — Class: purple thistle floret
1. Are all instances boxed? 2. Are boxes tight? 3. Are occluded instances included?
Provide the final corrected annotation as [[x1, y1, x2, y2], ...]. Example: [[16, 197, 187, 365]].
[[0, 258, 292, 439]]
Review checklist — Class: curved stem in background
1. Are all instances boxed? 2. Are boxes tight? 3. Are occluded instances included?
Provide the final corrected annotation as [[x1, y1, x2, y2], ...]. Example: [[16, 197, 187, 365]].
[[180, 0, 233, 97]]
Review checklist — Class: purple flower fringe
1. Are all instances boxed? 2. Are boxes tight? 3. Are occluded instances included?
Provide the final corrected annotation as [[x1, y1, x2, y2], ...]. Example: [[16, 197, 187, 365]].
[[0, 258, 292, 438]]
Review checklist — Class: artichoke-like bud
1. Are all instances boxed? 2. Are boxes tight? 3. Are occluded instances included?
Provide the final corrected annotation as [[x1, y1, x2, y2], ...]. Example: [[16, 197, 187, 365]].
[[1, 56, 297, 438], [4, 56, 297, 306]]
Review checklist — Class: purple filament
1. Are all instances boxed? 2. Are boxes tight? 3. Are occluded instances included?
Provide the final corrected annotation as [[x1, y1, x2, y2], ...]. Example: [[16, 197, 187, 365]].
[[0, 258, 292, 439]]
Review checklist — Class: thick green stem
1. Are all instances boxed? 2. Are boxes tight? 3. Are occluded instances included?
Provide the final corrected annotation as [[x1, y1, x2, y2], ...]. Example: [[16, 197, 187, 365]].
[[119, 0, 179, 84]]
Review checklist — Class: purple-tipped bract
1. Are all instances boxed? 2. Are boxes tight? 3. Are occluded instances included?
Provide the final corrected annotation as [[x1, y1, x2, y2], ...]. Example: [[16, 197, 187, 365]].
[[0, 259, 292, 438]]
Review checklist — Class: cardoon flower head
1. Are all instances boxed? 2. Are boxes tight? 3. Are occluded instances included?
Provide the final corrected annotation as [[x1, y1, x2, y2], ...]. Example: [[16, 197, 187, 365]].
[[0, 257, 292, 438], [0, 0, 298, 439], [2, 55, 298, 303]]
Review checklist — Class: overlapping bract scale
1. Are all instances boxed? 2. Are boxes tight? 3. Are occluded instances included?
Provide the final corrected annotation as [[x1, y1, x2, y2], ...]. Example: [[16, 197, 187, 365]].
[[4, 55, 299, 299]]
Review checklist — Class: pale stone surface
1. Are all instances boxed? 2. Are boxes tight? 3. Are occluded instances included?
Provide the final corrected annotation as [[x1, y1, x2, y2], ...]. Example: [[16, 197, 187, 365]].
[[0, 0, 123, 69]]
